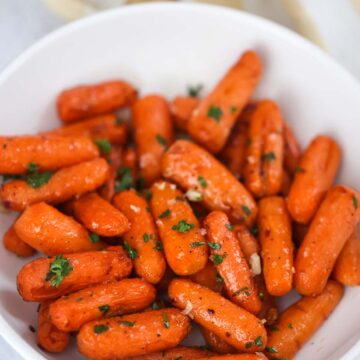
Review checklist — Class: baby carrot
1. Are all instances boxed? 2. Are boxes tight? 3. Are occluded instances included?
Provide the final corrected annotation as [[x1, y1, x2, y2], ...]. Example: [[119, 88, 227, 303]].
[[168, 279, 267, 352], [197, 355, 268, 360], [187, 51, 262, 153], [201, 327, 237, 354], [37, 301, 69, 353], [287, 135, 341, 224], [283, 123, 301, 174], [77, 309, 191, 360], [1, 158, 109, 211], [49, 278, 156, 331], [233, 225, 260, 264], [150, 181, 208, 275], [189, 261, 223, 293], [113, 189, 166, 284], [0, 135, 99, 174], [3, 225, 35, 257], [17, 246, 132, 302], [57, 80, 137, 123], [295, 185, 360, 295], [204, 211, 261, 314], [258, 197, 294, 296], [171, 96, 200, 131], [132, 95, 174, 185], [162, 140, 257, 225], [265, 280, 343, 359]]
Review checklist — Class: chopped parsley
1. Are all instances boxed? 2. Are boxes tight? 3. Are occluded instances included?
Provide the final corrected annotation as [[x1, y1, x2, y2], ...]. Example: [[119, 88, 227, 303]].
[[153, 241, 163, 251], [98, 305, 110, 314], [261, 152, 276, 161], [94, 324, 109, 334], [232, 287, 250, 297], [353, 195, 358, 209], [187, 84, 203, 98], [143, 233, 150, 242], [215, 271, 224, 284], [230, 106, 238, 113], [288, 323, 294, 329], [255, 336, 263, 347], [89, 232, 100, 243], [172, 220, 195, 233], [207, 106, 223, 122], [26, 170, 53, 188], [155, 134, 168, 149], [123, 241, 138, 260], [75, 297, 83, 302], [294, 165, 305, 174], [265, 346, 278, 353], [197, 176, 207, 188], [207, 242, 221, 250], [45, 255, 73, 288], [250, 225, 259, 236], [191, 241, 207, 248], [144, 190, 152, 201], [242, 205, 252, 217], [119, 321, 136, 327], [225, 223, 234, 231], [245, 341, 253, 349], [211, 253, 226, 265], [162, 311, 170, 329], [137, 176, 146, 190], [151, 301, 160, 310], [27, 162, 38, 173], [159, 209, 171, 219], [94, 139, 112, 155], [115, 167, 134, 192]]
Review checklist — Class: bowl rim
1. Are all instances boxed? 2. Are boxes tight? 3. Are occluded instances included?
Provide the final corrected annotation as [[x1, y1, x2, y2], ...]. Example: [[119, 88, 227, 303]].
[[0, 2, 359, 359]]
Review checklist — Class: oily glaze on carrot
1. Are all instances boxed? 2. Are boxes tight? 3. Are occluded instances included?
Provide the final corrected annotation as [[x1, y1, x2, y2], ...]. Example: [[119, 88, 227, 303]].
[[187, 51, 262, 153], [171, 96, 200, 131], [287, 135, 341, 224], [295, 185, 360, 295], [1, 158, 109, 211], [162, 140, 257, 225], [243, 100, 284, 198], [0, 135, 99, 174], [49, 278, 156, 331], [150, 181, 208, 276], [113, 189, 166, 284], [258, 197, 294, 296], [77, 309, 191, 360], [283, 123, 301, 173], [3, 225, 35, 257], [17, 246, 132, 302], [233, 225, 260, 264], [204, 211, 261, 314], [189, 261, 223, 293], [132, 95, 174, 184], [168, 279, 267, 352], [198, 355, 268, 360], [201, 327, 237, 354], [57, 80, 137, 123], [265, 280, 343, 359], [128, 346, 213, 360]]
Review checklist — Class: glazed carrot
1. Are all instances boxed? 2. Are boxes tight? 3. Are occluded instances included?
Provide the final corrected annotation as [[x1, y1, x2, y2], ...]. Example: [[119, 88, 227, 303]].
[[14, 202, 103, 256], [0, 135, 99, 174], [113, 189, 166, 284], [3, 225, 35, 257], [258, 197, 293, 296], [204, 211, 261, 314], [243, 100, 284, 198], [162, 140, 257, 225], [70, 192, 130, 237], [1, 158, 109, 211], [333, 228, 360, 286], [17, 246, 132, 302], [132, 95, 174, 184], [255, 276, 278, 325], [37, 301, 69, 353], [150, 181, 208, 275], [49, 278, 156, 331], [287, 135, 341, 224], [171, 96, 200, 130], [77, 308, 191, 360], [283, 123, 301, 173], [295, 186, 360, 295], [198, 355, 267, 360], [201, 327, 237, 354], [168, 279, 267, 352], [233, 225, 260, 264], [265, 280, 343, 359], [128, 346, 213, 360], [189, 261, 223, 293], [57, 80, 137, 123], [187, 51, 262, 153]]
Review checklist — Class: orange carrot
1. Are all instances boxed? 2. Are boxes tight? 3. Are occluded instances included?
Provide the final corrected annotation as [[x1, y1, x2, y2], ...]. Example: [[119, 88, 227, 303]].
[[283, 123, 301, 173], [171, 96, 200, 131], [3, 225, 35, 257], [198, 355, 268, 360], [233, 225, 260, 264], [189, 261, 223, 293], [200, 327, 237, 354]]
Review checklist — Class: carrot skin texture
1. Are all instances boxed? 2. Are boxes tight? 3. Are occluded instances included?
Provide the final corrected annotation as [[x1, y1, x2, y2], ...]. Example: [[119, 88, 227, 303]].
[[132, 95, 174, 184], [1, 158, 109, 211], [189, 261, 223, 293], [295, 185, 360, 295], [266, 280, 343, 359], [187, 51, 262, 153], [37, 301, 69, 353], [171, 96, 200, 131], [287, 135, 341, 224], [150, 181, 208, 275], [204, 211, 261, 314], [17, 246, 132, 302], [49, 278, 156, 331], [258, 197, 294, 296], [57, 80, 137, 123], [168, 279, 267, 352], [162, 140, 257, 225], [197, 355, 268, 360], [77, 308, 191, 360], [201, 327, 237, 354], [3, 225, 35, 257], [283, 123, 301, 173], [233, 224, 260, 262], [0, 135, 99, 174], [113, 189, 166, 284]]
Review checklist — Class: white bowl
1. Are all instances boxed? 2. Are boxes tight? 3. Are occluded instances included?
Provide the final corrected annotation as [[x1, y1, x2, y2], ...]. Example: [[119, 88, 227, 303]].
[[0, 3, 359, 360]]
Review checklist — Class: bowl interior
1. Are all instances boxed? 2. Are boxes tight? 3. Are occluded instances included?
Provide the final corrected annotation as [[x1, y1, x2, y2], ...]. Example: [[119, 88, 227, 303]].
[[0, 3, 359, 360]]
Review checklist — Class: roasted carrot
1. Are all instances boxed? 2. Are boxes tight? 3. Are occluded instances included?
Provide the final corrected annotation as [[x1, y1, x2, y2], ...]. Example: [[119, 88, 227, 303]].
[[37, 301, 69, 353], [265, 280, 343, 359], [168, 279, 267, 352], [49, 278, 156, 331], [150, 181, 208, 275], [77, 308, 191, 360], [283, 123, 301, 173], [132, 95, 174, 184], [57, 80, 137, 123], [17, 246, 132, 302], [1, 158, 109, 211], [3, 225, 35, 257], [171, 96, 200, 131], [255, 276, 278, 325], [0, 135, 99, 174], [128, 346, 213, 360], [201, 327, 237, 354], [243, 100, 284, 198], [189, 261, 223, 293], [287, 135, 341, 224], [295, 185, 360, 295], [113, 189, 166, 284], [187, 51, 262, 153], [162, 140, 257, 225], [198, 355, 268, 360]]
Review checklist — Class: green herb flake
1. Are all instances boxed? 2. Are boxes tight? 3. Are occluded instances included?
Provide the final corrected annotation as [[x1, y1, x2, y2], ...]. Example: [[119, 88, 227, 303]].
[[75, 297, 83, 302], [250, 225, 259, 236], [162, 311, 170, 329], [211, 253, 226, 265], [159, 209, 171, 219], [123, 241, 138, 260], [137, 176, 146, 190], [294, 165, 305, 174], [197, 176, 207, 189], [45, 255, 73, 288], [269, 325, 280, 332], [27, 162, 38, 173], [353, 195, 358, 209], [151, 301, 160, 310], [191, 241, 207, 248], [255, 336, 263, 347], [207, 106, 223, 122], [232, 287, 250, 297], [225, 223, 234, 231], [94, 139, 112, 155], [246, 138, 253, 146], [207, 242, 221, 250], [115, 167, 134, 192], [98, 305, 110, 315], [94, 324, 109, 334], [215, 271, 224, 284], [172, 220, 195, 233], [143, 233, 150, 242], [155, 134, 168, 149], [26, 170, 53, 188], [187, 84, 203, 98], [245, 341, 253, 349], [144, 190, 152, 201], [261, 152, 276, 161], [259, 292, 265, 301], [89, 232, 100, 244], [265, 346, 278, 353], [198, 345, 211, 351], [119, 321, 136, 327], [153, 241, 163, 251], [230, 106, 238, 113], [242, 205, 252, 217], [288, 323, 294, 329]]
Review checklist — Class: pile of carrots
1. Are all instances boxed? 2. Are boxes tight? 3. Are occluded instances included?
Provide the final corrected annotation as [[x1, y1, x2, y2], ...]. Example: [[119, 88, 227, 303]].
[[1, 50, 359, 360]]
